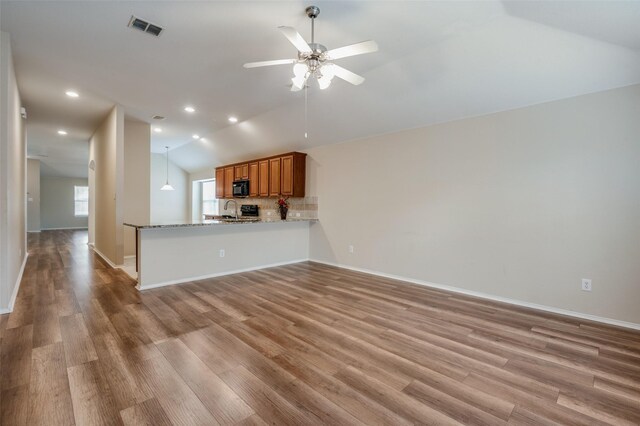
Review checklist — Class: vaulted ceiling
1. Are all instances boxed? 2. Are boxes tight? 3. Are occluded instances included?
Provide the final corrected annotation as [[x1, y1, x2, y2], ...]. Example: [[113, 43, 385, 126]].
[[2, 1, 639, 177]]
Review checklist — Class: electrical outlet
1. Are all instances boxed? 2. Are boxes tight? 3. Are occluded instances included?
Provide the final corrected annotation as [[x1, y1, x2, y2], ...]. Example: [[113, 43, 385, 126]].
[[219, 249, 225, 258], [581, 278, 592, 292], [295, 212, 301, 217], [348, 245, 354, 254]]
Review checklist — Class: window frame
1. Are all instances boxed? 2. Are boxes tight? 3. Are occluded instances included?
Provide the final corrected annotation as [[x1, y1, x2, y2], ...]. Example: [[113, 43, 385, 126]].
[[74, 185, 89, 217]]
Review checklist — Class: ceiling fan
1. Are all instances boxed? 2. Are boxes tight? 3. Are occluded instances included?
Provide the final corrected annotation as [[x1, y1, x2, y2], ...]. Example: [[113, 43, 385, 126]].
[[243, 5, 378, 91]]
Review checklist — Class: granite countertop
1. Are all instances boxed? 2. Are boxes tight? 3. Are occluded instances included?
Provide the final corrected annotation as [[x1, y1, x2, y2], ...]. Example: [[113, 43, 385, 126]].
[[124, 218, 318, 229]]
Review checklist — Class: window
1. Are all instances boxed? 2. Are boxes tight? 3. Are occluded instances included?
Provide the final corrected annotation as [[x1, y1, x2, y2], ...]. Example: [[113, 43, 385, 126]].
[[201, 180, 217, 216], [74, 186, 89, 217]]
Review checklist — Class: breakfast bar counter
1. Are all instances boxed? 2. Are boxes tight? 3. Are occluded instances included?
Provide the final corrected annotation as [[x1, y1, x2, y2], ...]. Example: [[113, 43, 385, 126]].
[[124, 218, 316, 290]]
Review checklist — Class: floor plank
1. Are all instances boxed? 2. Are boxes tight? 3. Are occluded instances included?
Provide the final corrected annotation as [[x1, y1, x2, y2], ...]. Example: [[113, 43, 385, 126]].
[[0, 229, 638, 425]]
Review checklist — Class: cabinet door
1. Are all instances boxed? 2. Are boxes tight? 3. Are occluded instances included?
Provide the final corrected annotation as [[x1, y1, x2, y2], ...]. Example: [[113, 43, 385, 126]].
[[281, 155, 294, 196], [269, 158, 281, 196], [215, 168, 224, 198], [258, 160, 269, 197], [224, 167, 234, 198], [248, 162, 259, 197], [241, 164, 249, 179], [234, 166, 242, 181]]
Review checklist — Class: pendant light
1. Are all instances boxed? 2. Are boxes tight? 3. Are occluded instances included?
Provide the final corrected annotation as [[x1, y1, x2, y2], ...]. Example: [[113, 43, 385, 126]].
[[160, 146, 174, 191]]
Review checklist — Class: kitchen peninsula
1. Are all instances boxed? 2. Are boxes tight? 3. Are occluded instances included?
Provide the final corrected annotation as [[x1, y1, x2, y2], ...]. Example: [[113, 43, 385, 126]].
[[125, 218, 316, 290]]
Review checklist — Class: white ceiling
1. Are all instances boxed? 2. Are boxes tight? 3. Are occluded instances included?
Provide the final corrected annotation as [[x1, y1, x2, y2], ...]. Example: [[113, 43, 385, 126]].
[[2, 1, 639, 177]]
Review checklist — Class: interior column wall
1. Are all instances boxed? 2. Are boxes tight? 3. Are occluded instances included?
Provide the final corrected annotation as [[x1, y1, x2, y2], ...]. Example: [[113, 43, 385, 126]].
[[0, 31, 27, 312], [27, 158, 40, 232], [88, 105, 124, 266], [123, 118, 150, 256]]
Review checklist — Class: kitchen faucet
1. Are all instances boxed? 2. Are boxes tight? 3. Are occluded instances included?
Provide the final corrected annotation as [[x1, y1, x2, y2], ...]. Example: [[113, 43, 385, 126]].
[[224, 199, 239, 219]]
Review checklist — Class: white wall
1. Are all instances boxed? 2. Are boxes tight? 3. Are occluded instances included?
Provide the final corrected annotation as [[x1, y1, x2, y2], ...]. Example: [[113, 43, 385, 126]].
[[27, 158, 40, 232], [0, 31, 27, 312], [124, 119, 150, 256], [151, 152, 189, 224], [40, 177, 89, 230], [89, 105, 124, 265], [306, 84, 640, 325]]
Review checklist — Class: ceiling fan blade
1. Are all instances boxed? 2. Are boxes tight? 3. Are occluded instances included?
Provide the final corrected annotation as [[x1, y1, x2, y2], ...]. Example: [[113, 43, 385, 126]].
[[243, 59, 296, 69], [332, 65, 365, 86], [326, 40, 378, 60], [278, 26, 312, 53]]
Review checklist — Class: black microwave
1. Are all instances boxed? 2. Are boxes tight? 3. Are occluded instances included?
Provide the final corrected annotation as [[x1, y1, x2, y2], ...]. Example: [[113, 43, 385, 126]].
[[232, 180, 249, 197]]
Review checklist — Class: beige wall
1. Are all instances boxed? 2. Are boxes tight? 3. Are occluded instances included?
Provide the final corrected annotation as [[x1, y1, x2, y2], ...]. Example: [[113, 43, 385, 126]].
[[40, 177, 89, 229], [123, 119, 150, 256], [306, 84, 640, 325], [0, 31, 27, 312], [27, 158, 40, 231], [89, 105, 124, 265], [151, 152, 189, 224]]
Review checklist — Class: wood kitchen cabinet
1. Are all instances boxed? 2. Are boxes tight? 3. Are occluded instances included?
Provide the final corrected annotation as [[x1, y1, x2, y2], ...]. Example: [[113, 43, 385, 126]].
[[234, 163, 249, 180], [224, 167, 234, 198], [269, 158, 281, 196], [248, 162, 259, 197], [281, 153, 306, 197], [215, 168, 224, 198], [215, 152, 306, 199], [258, 160, 269, 196]]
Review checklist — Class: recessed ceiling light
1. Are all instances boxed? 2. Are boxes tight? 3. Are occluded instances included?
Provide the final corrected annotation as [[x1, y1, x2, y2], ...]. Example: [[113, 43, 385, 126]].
[[153, 127, 162, 133], [228, 116, 238, 123], [57, 130, 67, 135], [65, 90, 79, 98], [192, 134, 200, 140], [184, 106, 195, 113]]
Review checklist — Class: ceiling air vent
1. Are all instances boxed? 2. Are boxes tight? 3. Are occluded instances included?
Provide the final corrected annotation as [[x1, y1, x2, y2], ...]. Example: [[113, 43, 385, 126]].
[[152, 115, 166, 120], [128, 16, 163, 37]]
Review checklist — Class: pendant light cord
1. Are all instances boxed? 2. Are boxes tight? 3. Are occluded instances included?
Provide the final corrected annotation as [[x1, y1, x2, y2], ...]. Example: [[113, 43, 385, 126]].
[[165, 146, 170, 184]]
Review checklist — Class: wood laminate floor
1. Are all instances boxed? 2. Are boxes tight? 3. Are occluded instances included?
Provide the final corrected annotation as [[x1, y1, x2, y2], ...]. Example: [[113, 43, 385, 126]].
[[1, 230, 639, 425]]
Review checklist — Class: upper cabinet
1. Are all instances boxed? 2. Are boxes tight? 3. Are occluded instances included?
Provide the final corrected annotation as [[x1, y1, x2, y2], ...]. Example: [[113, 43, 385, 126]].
[[234, 164, 249, 180], [215, 152, 306, 198], [281, 153, 306, 197], [248, 162, 259, 197], [269, 157, 281, 197], [258, 160, 269, 197], [224, 167, 234, 198], [215, 168, 225, 198]]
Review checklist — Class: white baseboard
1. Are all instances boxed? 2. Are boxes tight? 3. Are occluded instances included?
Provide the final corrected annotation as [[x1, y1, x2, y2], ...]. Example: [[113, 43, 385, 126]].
[[310, 259, 640, 331], [41, 227, 88, 230], [27, 230, 41, 233], [1, 254, 29, 313], [90, 246, 122, 269], [137, 258, 309, 291]]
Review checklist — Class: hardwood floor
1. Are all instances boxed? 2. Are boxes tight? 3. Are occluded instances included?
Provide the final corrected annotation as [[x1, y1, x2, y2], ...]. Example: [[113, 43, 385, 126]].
[[1, 230, 639, 425]]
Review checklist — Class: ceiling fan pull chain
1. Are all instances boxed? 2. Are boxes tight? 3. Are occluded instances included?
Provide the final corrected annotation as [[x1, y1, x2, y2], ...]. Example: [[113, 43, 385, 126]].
[[304, 85, 309, 139]]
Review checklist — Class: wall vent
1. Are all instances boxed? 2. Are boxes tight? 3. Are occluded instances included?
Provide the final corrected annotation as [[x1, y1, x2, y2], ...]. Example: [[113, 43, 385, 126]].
[[128, 16, 164, 37]]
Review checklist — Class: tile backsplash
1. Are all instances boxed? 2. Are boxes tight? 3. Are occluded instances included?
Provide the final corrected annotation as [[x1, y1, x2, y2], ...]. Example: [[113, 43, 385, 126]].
[[219, 196, 318, 220]]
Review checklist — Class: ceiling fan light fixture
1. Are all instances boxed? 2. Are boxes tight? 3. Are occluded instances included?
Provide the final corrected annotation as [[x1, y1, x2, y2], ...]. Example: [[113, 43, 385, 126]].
[[317, 75, 332, 90], [293, 62, 308, 77], [291, 75, 307, 91]]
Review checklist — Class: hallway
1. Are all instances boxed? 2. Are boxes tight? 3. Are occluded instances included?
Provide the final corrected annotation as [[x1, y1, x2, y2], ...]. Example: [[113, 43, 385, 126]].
[[1, 230, 640, 425]]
